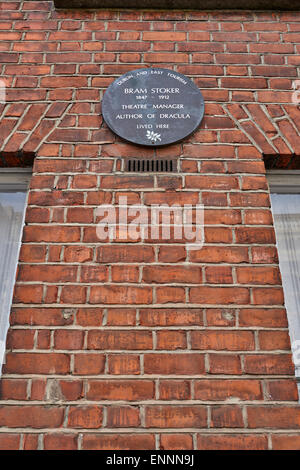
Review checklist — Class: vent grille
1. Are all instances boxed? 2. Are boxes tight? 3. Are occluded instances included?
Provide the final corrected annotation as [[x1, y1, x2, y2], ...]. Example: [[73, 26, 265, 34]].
[[125, 159, 177, 173]]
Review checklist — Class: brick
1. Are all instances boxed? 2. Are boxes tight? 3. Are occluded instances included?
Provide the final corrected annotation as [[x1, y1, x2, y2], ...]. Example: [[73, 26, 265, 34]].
[[159, 381, 191, 400], [18, 104, 47, 132], [222, 77, 267, 88], [144, 354, 205, 375], [178, 65, 223, 75], [189, 287, 250, 305], [211, 406, 244, 428], [244, 354, 295, 375], [266, 380, 299, 401], [205, 266, 233, 284], [0, 52, 19, 62], [156, 331, 187, 350], [80, 266, 108, 282], [251, 247, 278, 264], [90, 285, 152, 305], [10, 308, 74, 327], [244, 209, 273, 225], [143, 266, 202, 284], [0, 434, 20, 450], [64, 246, 93, 263], [145, 406, 207, 428], [59, 380, 83, 401], [247, 407, 300, 429], [75, 308, 103, 327], [206, 308, 235, 326], [107, 406, 140, 427], [111, 266, 139, 283], [0, 379, 28, 400], [139, 309, 203, 326], [101, 175, 154, 189], [3, 353, 70, 375], [236, 267, 281, 285], [30, 175, 55, 189], [191, 330, 254, 350], [209, 354, 242, 375], [87, 380, 154, 401], [190, 247, 248, 263], [186, 175, 238, 190], [23, 226, 80, 243], [13, 285, 43, 304], [202, 192, 227, 207], [143, 31, 186, 41], [230, 192, 270, 207], [106, 309, 136, 326], [205, 209, 242, 225], [74, 354, 106, 375], [82, 434, 155, 450], [239, 308, 288, 328], [252, 288, 284, 305], [87, 330, 152, 350], [272, 435, 300, 450], [18, 265, 77, 283], [22, 434, 38, 450], [67, 207, 94, 223], [30, 379, 46, 400], [160, 434, 193, 450], [44, 434, 78, 450], [259, 331, 291, 350], [97, 246, 154, 263], [68, 406, 103, 429], [108, 355, 140, 375], [235, 227, 275, 244], [143, 192, 199, 205], [6, 330, 35, 350], [60, 286, 87, 304], [156, 287, 186, 304], [0, 406, 64, 428], [194, 379, 262, 400], [205, 227, 233, 243], [198, 434, 268, 450]]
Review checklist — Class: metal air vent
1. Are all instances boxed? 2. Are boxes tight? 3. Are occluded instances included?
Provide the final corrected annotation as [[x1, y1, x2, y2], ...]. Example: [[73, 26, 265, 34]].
[[125, 159, 177, 173]]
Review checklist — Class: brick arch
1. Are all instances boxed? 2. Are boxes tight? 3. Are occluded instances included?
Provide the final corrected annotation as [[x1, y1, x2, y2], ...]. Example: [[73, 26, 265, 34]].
[[1, 99, 300, 160], [224, 102, 300, 156]]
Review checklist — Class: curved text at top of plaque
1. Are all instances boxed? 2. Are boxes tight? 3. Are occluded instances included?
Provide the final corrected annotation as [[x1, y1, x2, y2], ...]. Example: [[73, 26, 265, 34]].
[[102, 68, 205, 147]]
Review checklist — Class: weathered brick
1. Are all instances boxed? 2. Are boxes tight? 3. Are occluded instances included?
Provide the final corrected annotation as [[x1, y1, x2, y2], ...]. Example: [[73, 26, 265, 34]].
[[160, 434, 193, 450], [197, 434, 268, 450], [87, 380, 154, 401], [82, 434, 155, 450], [67, 406, 103, 429], [144, 354, 205, 375], [194, 379, 262, 400], [191, 330, 254, 350], [106, 406, 140, 427], [0, 406, 64, 428], [145, 406, 207, 428], [87, 330, 152, 350]]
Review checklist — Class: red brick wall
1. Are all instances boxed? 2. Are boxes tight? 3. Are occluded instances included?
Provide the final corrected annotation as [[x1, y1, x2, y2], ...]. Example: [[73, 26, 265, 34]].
[[0, 0, 300, 450]]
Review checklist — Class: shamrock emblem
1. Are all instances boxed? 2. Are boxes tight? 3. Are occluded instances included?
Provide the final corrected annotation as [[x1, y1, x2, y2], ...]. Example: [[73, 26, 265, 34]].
[[146, 130, 161, 143]]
